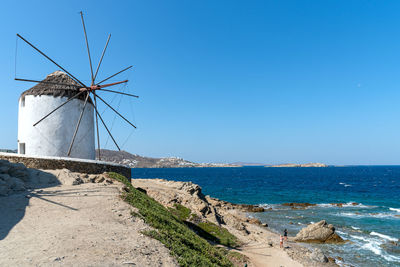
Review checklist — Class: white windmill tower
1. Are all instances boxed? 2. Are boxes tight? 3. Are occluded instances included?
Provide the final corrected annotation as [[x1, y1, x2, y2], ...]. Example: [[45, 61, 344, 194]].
[[15, 12, 138, 160]]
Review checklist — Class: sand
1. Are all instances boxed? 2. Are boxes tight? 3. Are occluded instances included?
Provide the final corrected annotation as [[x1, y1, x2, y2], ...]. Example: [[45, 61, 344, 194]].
[[0, 182, 177, 267]]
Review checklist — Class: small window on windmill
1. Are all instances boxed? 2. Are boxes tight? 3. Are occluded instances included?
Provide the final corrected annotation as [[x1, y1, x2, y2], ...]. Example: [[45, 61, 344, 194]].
[[19, 143, 25, 154], [20, 96, 25, 107]]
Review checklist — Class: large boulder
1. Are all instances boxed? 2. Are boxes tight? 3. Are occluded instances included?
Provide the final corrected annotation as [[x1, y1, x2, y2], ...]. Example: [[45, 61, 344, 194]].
[[294, 220, 345, 244], [309, 248, 328, 263]]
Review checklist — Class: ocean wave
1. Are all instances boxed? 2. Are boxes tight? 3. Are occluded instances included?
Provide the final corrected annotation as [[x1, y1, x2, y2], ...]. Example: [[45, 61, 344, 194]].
[[370, 231, 398, 242], [350, 234, 400, 263], [339, 182, 352, 187], [317, 202, 374, 208], [389, 207, 400, 213], [383, 254, 400, 263], [362, 240, 382, 255], [351, 226, 360, 230], [338, 212, 399, 219]]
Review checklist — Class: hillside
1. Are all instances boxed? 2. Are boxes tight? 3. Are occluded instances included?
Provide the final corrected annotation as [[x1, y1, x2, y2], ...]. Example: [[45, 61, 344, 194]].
[[97, 149, 239, 168]]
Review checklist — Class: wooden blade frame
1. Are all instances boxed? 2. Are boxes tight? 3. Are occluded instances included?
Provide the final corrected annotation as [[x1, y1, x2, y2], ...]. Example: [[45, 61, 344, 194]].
[[15, 13, 139, 157]]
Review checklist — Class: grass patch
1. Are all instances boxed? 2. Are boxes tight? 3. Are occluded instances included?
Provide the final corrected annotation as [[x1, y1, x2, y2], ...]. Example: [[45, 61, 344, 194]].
[[197, 221, 240, 248], [168, 204, 191, 221], [108, 172, 233, 267]]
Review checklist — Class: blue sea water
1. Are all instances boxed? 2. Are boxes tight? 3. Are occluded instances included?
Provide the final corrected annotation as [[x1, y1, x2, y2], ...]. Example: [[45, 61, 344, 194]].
[[132, 166, 400, 267]]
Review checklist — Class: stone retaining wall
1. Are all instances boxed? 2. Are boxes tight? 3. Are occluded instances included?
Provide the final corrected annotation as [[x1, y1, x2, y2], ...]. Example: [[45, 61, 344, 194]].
[[0, 153, 131, 179]]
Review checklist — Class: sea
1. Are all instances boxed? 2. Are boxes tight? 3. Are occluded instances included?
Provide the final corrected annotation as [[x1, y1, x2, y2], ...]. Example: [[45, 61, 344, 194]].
[[132, 166, 400, 267]]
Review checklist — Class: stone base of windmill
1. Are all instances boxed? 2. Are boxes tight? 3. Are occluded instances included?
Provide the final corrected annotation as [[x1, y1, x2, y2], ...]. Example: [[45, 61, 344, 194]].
[[0, 152, 131, 183]]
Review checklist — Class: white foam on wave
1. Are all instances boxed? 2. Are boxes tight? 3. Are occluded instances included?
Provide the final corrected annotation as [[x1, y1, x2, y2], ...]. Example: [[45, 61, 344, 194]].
[[370, 231, 398, 242], [338, 212, 398, 219], [317, 202, 373, 209], [362, 240, 382, 255], [351, 234, 370, 242], [350, 234, 400, 263], [389, 208, 400, 213], [259, 203, 277, 210], [383, 254, 400, 263], [351, 226, 360, 230]]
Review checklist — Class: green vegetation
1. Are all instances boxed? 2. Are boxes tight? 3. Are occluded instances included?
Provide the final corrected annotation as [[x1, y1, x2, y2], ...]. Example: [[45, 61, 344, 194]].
[[197, 221, 240, 248], [168, 204, 191, 221], [108, 172, 234, 267]]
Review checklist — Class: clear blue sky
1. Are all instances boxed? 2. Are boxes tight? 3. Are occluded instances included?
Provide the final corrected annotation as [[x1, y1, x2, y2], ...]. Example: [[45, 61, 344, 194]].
[[1, 0, 400, 165]]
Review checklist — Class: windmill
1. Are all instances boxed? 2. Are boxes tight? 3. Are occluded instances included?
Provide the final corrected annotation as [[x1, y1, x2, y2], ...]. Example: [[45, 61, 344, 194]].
[[15, 12, 137, 160]]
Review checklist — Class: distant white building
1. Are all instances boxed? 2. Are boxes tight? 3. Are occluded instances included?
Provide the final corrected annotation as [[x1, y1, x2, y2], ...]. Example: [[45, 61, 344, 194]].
[[18, 71, 95, 159]]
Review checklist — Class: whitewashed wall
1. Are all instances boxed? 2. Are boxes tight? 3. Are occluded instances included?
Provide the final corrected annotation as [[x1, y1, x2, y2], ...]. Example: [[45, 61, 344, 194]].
[[18, 95, 95, 160]]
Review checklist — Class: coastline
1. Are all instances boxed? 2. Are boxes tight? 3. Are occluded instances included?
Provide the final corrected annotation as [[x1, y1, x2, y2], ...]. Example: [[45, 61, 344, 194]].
[[132, 178, 340, 267]]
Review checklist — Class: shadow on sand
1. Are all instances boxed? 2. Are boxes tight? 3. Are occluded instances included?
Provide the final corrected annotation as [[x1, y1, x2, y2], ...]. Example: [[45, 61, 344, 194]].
[[0, 169, 63, 240]]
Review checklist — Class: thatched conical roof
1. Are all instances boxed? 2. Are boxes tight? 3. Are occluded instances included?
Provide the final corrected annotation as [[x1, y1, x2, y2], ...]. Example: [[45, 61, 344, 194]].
[[20, 71, 87, 101]]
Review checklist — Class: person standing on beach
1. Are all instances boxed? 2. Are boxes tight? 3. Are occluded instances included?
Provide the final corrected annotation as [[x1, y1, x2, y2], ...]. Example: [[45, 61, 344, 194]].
[[284, 229, 288, 242], [280, 234, 284, 248]]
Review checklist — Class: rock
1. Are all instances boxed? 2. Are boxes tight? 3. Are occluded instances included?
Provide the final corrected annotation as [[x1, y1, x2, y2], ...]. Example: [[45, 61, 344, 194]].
[[294, 220, 345, 244], [96, 176, 105, 183], [11, 178, 26, 191], [327, 257, 336, 263], [0, 173, 12, 184], [247, 218, 262, 225], [282, 203, 316, 208], [240, 204, 265, 212], [0, 183, 10, 196], [309, 248, 328, 263], [381, 241, 400, 254], [0, 165, 10, 173], [261, 223, 268, 227], [48, 169, 83, 185], [8, 169, 29, 182]]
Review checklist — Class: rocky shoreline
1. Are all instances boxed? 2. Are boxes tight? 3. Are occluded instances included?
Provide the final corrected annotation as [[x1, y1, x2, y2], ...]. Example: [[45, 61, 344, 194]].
[[132, 178, 345, 266]]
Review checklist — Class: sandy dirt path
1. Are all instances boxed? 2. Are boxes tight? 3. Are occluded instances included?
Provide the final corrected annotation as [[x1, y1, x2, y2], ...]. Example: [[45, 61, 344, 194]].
[[0, 183, 177, 267], [236, 241, 302, 267]]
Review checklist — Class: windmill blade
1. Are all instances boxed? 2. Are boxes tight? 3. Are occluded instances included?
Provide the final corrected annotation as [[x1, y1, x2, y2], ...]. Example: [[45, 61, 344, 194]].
[[33, 90, 86, 126], [93, 92, 101, 160], [67, 92, 90, 156], [80, 11, 94, 84], [93, 34, 111, 83], [97, 65, 132, 85], [95, 94, 137, 129], [98, 80, 128, 89], [16, 34, 87, 88], [92, 97, 121, 151], [15, 78, 82, 88], [98, 88, 139, 98]]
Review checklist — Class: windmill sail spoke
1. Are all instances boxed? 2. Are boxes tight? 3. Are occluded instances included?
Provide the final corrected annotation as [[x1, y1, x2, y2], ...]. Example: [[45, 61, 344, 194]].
[[98, 88, 139, 98], [93, 92, 101, 160], [16, 34, 87, 88], [92, 98, 121, 151], [98, 80, 128, 89], [67, 92, 90, 156], [93, 34, 111, 83], [97, 65, 132, 85], [33, 90, 86, 127], [80, 11, 94, 84], [15, 78, 82, 88], [96, 94, 137, 129]]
